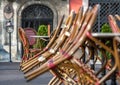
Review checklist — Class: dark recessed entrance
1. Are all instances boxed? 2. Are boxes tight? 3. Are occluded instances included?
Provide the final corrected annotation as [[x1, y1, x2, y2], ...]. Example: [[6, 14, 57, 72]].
[[21, 4, 54, 32]]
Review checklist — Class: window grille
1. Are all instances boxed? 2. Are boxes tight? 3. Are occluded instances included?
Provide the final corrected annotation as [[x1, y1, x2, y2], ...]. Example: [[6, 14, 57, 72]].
[[21, 4, 53, 32], [89, 0, 120, 32]]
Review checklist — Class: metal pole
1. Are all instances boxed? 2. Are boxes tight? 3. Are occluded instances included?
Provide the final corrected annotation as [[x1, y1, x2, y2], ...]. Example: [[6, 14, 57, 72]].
[[101, 49, 106, 85], [90, 46, 95, 70], [9, 32, 12, 62]]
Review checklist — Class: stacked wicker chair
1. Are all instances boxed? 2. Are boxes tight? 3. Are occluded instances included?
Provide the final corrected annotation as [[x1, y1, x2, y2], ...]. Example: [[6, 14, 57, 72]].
[[18, 28, 41, 64], [19, 4, 120, 85]]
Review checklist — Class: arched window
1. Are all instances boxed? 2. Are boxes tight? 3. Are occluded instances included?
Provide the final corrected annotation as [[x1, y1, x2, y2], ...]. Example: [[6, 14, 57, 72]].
[[21, 4, 53, 32]]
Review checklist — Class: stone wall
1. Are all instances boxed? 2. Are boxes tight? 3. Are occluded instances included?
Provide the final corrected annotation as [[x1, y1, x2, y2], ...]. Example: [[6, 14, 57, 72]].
[[17, 0, 69, 19], [17, 0, 69, 29], [0, 0, 69, 62]]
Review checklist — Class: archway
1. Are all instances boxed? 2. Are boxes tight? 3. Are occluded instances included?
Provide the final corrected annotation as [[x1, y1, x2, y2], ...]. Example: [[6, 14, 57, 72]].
[[21, 4, 54, 32], [18, 1, 58, 30], [17, 1, 58, 60]]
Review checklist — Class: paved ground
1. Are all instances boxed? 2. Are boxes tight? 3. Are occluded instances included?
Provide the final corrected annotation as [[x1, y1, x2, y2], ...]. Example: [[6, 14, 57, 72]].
[[0, 62, 119, 85], [0, 62, 53, 85]]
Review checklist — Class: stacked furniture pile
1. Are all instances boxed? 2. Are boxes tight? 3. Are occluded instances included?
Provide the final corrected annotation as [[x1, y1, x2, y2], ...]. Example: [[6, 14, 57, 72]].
[[18, 4, 120, 85]]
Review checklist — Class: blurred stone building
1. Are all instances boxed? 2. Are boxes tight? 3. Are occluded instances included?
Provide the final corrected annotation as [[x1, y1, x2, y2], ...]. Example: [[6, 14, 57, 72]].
[[0, 0, 87, 62], [1, 0, 119, 62]]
